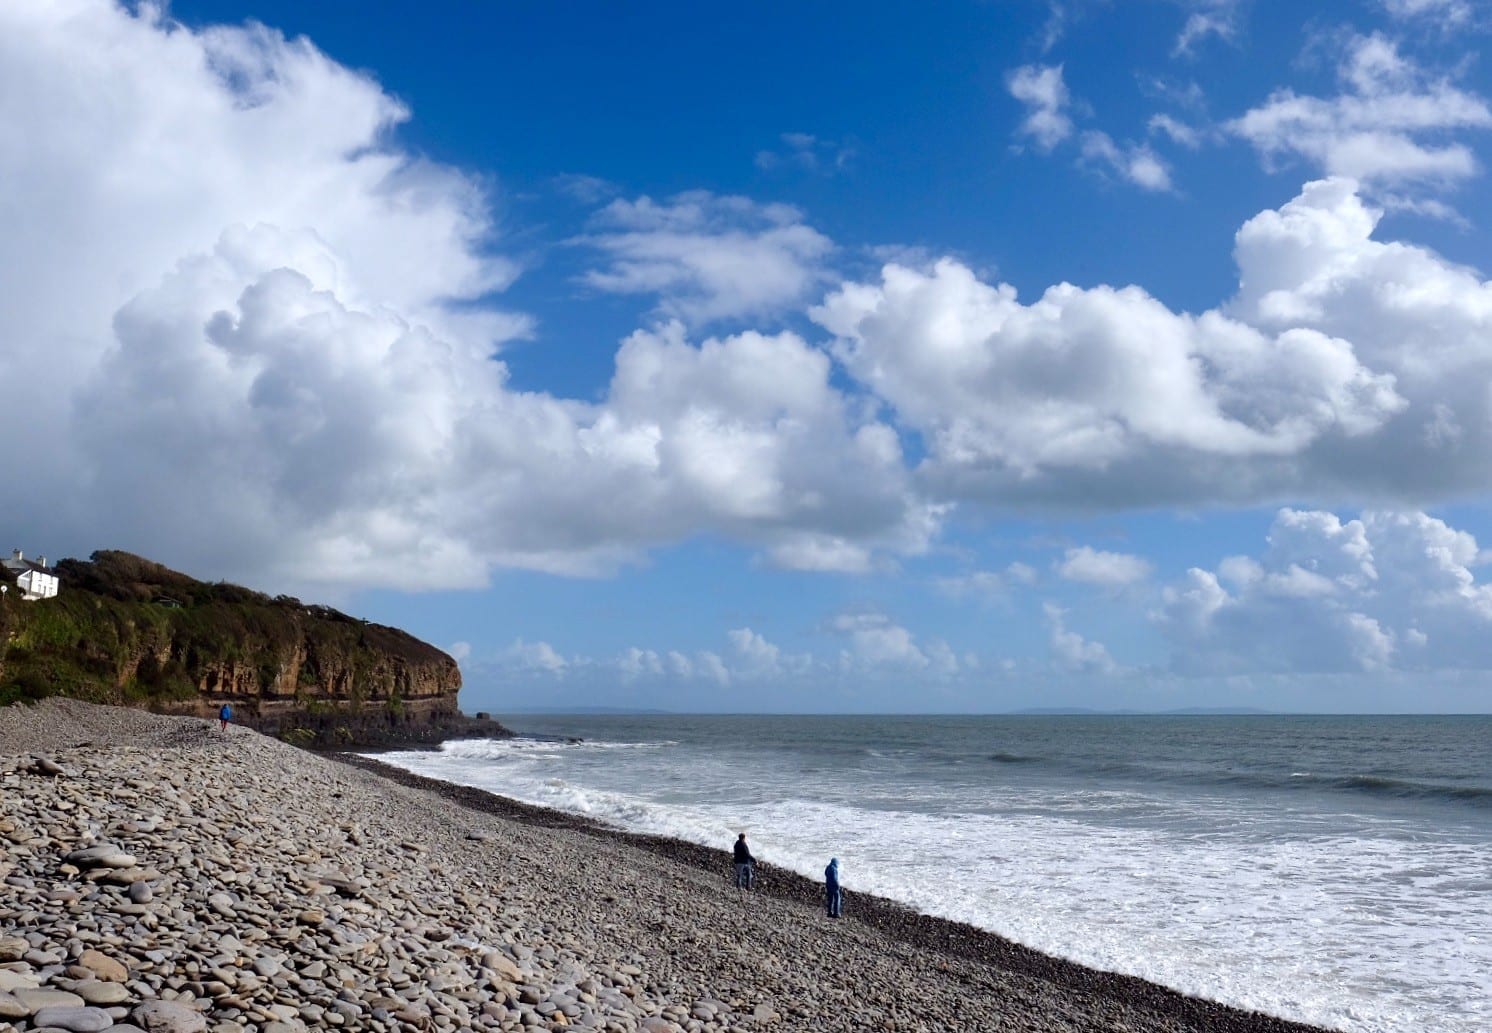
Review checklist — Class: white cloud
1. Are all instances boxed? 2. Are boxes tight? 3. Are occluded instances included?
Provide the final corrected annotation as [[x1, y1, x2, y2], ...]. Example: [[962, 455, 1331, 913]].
[[828, 612, 960, 674], [813, 174, 1492, 514], [553, 173, 619, 204], [1043, 603, 1118, 673], [1157, 508, 1492, 673], [1007, 64, 1074, 151], [830, 613, 929, 669], [578, 191, 834, 323], [448, 641, 473, 663], [1173, 1, 1240, 56], [754, 132, 854, 174], [1009, 65, 1178, 191], [1058, 546, 1153, 586], [1, 3, 943, 592], [503, 639, 571, 676], [1228, 34, 1492, 188], [723, 628, 811, 681], [618, 647, 664, 681], [1008, 561, 1040, 585], [812, 243, 1403, 509], [1080, 131, 1174, 191], [936, 562, 1039, 599], [1379, 0, 1474, 29], [1148, 113, 1204, 149], [600, 322, 940, 571]]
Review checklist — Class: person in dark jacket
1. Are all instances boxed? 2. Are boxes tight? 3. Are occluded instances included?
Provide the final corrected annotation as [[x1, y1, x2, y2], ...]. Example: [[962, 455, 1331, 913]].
[[218, 703, 233, 732], [824, 857, 843, 917], [733, 833, 755, 889]]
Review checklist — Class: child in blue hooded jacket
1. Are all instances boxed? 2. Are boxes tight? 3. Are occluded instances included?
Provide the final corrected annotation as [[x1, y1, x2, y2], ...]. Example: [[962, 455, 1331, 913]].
[[824, 857, 842, 918]]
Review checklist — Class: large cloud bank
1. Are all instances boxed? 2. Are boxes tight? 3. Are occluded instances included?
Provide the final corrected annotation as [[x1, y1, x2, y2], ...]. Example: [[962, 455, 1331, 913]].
[[814, 178, 1492, 511], [7, 1, 1492, 620], [0, 2, 927, 587]]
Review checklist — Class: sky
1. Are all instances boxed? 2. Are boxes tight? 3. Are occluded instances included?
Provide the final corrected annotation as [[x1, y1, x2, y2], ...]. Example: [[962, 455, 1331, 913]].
[[4, 0, 1492, 713]]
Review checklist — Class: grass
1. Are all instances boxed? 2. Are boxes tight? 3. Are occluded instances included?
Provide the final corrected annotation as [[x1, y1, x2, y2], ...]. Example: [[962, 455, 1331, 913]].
[[1, 549, 456, 710]]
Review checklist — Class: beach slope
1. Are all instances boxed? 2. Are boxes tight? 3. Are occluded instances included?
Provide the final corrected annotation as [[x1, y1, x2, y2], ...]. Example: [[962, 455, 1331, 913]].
[[1, 700, 1332, 1033]]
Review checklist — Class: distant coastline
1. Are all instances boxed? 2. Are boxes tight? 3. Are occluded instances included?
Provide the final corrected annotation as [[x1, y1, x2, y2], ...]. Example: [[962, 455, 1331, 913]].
[[490, 705, 1282, 717]]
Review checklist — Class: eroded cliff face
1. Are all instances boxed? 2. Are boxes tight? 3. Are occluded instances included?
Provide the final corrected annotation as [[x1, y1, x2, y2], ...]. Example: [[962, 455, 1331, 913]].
[[0, 550, 490, 747]]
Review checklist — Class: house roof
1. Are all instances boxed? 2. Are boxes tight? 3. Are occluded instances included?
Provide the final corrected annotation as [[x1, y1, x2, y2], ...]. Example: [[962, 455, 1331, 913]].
[[2, 553, 54, 575]]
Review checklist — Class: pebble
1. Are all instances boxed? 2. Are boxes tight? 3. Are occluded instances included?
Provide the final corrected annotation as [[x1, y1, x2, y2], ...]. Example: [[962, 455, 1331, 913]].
[[77, 949, 128, 982], [31, 1005, 115, 1032], [1, 698, 1327, 1033], [133, 999, 208, 1033]]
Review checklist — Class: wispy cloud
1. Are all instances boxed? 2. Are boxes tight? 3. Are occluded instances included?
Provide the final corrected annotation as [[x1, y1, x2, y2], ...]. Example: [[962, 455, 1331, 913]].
[[755, 132, 855, 174], [552, 173, 619, 204], [1173, 0, 1241, 57], [578, 191, 834, 323], [1081, 131, 1175, 191], [936, 562, 1039, 600], [1379, 0, 1475, 30], [1044, 603, 1120, 673], [1148, 113, 1205, 149]]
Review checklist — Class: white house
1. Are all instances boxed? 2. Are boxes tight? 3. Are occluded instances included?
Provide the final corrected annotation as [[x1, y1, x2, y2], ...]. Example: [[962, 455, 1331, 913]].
[[2, 549, 60, 601]]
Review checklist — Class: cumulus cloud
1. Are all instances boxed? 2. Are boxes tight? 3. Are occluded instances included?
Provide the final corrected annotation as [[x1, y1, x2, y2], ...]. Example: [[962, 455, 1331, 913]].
[[829, 613, 959, 674], [812, 174, 1492, 513], [493, 626, 827, 689], [1228, 34, 1492, 188], [599, 322, 940, 571], [1224, 177, 1492, 498], [1, 2, 937, 592], [1044, 603, 1119, 673], [1008, 64, 1074, 151], [812, 243, 1404, 509], [1058, 546, 1153, 586], [577, 191, 834, 323], [502, 639, 571, 676], [1157, 508, 1492, 673]]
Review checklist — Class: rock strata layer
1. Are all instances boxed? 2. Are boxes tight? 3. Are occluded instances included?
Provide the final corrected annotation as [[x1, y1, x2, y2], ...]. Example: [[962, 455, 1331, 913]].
[[2, 699, 1334, 1033]]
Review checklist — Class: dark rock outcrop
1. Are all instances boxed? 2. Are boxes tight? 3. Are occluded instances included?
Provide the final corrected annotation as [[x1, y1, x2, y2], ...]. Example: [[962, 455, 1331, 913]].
[[0, 550, 502, 748]]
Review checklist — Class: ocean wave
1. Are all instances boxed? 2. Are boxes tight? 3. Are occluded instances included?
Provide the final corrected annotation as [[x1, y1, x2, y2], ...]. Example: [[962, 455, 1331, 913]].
[[1331, 774, 1492, 806], [1180, 768, 1492, 809]]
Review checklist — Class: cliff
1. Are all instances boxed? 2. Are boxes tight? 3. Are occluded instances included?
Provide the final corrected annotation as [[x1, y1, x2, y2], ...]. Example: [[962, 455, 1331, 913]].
[[0, 550, 505, 748]]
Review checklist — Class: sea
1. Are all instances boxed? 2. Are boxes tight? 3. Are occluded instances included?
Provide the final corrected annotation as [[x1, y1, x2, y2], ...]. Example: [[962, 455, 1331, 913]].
[[376, 714, 1491, 1033]]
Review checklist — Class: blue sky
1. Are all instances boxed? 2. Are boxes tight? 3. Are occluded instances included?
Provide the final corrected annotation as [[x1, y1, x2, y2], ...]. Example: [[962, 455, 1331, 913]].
[[4, 0, 1492, 712]]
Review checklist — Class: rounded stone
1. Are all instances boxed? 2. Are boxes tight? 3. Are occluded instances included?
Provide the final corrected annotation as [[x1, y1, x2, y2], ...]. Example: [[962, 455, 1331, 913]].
[[32, 1005, 116, 1032], [78, 949, 129, 982], [75, 980, 132, 1005], [133, 999, 209, 1033]]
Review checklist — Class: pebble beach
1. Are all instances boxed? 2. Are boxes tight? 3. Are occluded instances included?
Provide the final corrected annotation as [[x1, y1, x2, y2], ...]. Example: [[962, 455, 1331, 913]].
[[1, 700, 1336, 1033]]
